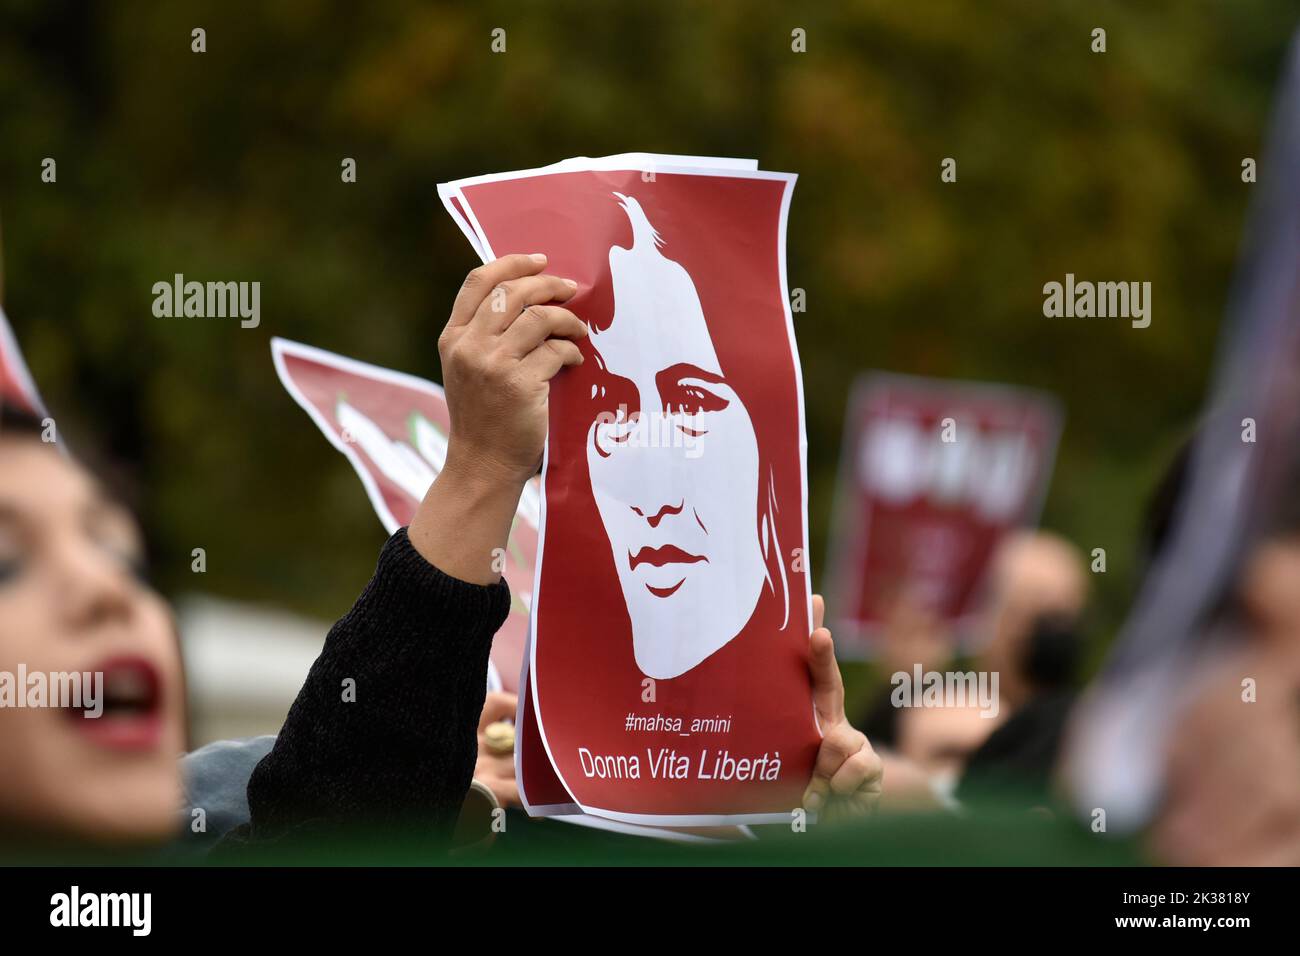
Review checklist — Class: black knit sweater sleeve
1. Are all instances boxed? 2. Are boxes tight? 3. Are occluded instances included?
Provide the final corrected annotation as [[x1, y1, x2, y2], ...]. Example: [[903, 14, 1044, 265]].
[[243, 527, 511, 842]]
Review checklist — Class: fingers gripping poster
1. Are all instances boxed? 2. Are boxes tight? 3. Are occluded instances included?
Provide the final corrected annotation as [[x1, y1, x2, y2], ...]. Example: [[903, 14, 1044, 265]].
[[441, 155, 819, 826]]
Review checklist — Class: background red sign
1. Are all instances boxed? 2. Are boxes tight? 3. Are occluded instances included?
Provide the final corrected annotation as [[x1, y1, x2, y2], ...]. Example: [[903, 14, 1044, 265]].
[[826, 373, 1062, 657]]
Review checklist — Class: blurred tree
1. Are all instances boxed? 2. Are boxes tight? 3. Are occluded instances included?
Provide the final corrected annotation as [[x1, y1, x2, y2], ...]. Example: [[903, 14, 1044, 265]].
[[0, 0, 1291, 696]]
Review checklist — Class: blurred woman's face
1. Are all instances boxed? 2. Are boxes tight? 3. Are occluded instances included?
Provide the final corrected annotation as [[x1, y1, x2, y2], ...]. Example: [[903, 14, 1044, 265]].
[[0, 436, 185, 844], [1240, 536, 1300, 657]]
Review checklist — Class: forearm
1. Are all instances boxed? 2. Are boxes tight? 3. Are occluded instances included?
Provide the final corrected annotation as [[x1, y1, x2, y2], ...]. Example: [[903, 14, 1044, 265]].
[[408, 451, 529, 586], [245, 528, 511, 841], [243, 251, 570, 844]]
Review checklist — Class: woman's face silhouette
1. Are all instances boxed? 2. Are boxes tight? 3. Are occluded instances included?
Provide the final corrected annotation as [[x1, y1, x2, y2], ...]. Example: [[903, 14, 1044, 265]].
[[586, 195, 767, 680]]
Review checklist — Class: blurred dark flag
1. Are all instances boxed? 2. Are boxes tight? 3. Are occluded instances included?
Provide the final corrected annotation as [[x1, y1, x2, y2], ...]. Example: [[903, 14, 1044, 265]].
[[1065, 29, 1300, 830]]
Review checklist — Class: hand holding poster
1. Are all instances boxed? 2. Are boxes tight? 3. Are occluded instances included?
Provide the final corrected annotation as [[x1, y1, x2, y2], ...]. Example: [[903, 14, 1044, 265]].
[[440, 155, 818, 825], [826, 373, 1062, 658], [271, 336, 754, 842]]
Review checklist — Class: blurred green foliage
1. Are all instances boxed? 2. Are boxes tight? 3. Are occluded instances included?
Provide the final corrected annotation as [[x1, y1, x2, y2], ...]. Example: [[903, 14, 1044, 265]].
[[0, 1, 1292, 699]]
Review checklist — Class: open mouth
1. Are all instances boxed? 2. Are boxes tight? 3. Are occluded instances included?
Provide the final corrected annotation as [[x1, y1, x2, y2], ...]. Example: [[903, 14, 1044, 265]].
[[62, 656, 165, 752]]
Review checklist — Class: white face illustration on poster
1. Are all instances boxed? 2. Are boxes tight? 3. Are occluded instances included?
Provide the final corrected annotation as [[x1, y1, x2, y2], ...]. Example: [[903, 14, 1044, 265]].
[[586, 193, 776, 680]]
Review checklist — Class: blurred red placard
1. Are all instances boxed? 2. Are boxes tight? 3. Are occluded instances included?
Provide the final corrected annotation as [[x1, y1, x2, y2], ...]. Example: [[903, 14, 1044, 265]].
[[826, 373, 1062, 657], [0, 306, 45, 415]]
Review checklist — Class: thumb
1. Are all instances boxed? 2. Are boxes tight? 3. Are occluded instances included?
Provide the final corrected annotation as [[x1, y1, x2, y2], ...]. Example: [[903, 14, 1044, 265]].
[[802, 774, 830, 815], [809, 626, 845, 728]]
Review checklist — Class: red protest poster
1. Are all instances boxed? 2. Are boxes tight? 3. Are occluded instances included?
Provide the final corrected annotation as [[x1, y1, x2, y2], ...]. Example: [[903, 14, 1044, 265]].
[[0, 306, 46, 416], [826, 372, 1062, 658], [443, 156, 818, 826], [271, 338, 536, 693]]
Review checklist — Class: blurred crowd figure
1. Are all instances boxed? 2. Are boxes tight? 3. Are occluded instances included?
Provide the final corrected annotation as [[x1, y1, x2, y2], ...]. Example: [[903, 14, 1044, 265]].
[[859, 530, 1089, 810], [1140, 445, 1300, 865], [960, 533, 1088, 801], [858, 439, 1300, 866]]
